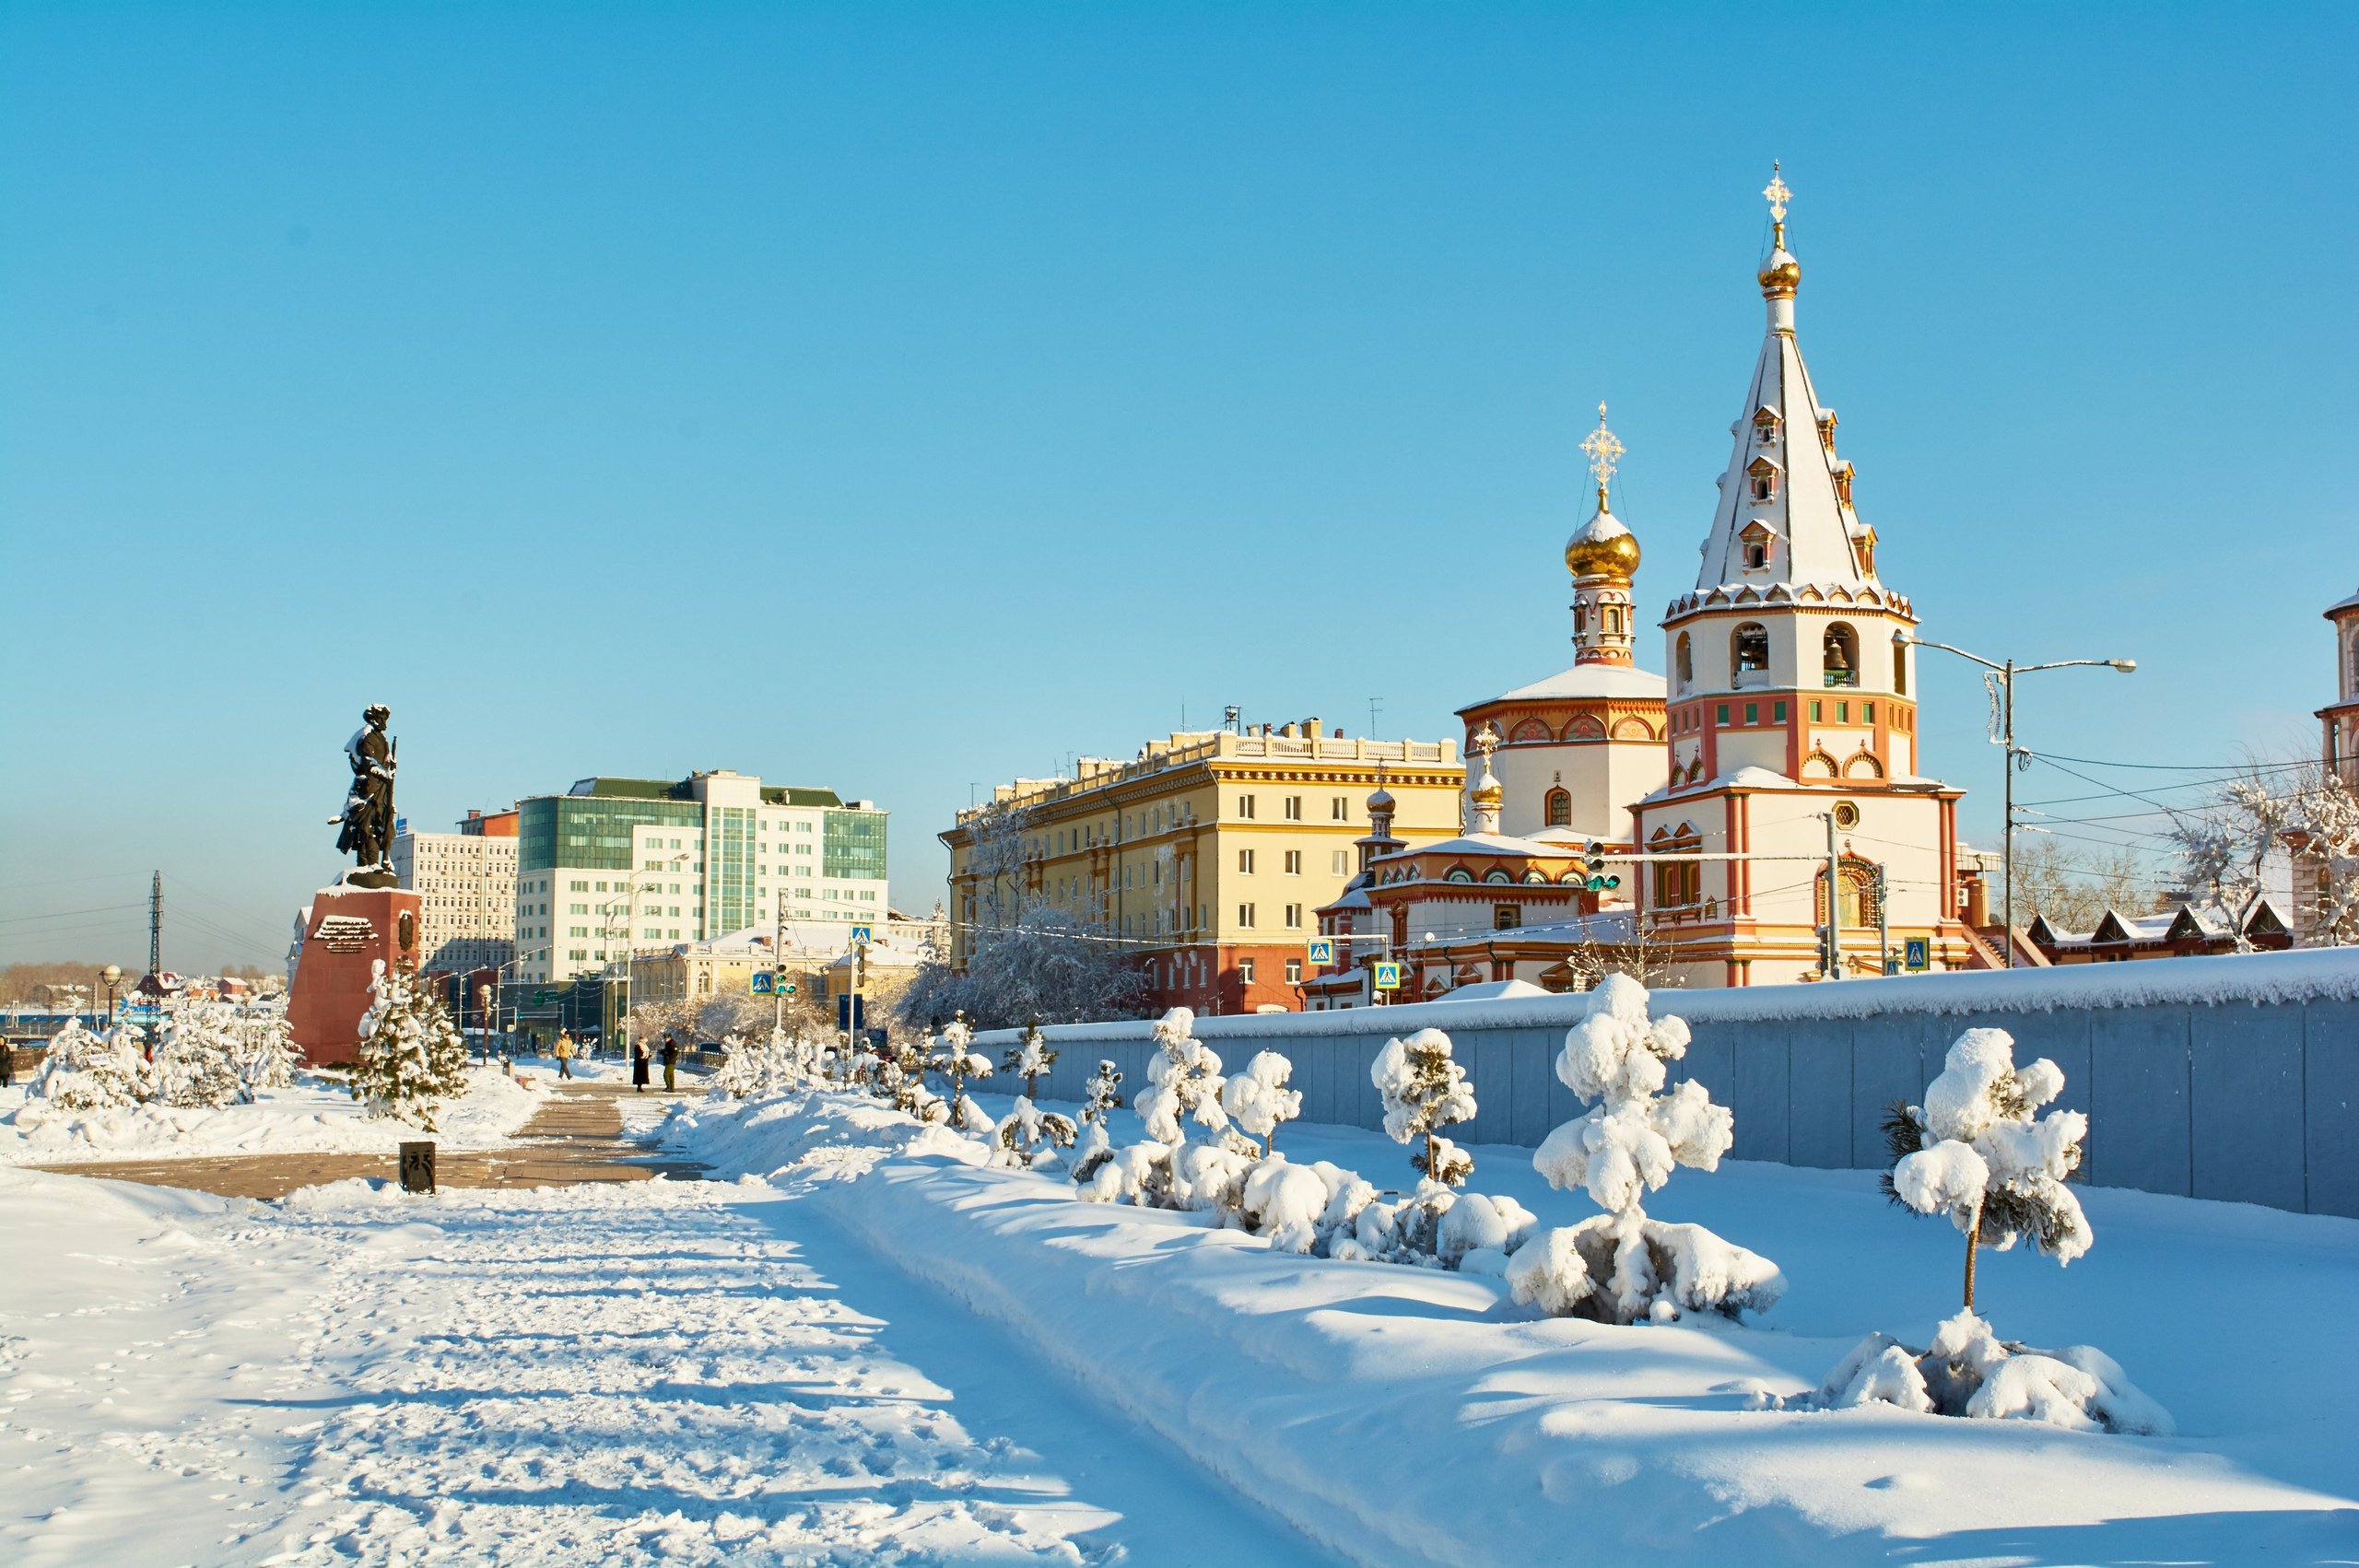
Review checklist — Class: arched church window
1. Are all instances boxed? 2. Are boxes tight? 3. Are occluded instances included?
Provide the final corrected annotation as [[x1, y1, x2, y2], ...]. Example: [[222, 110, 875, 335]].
[[1823, 623, 1860, 688], [1675, 633, 1693, 691], [1744, 538, 1767, 569], [1892, 632, 1908, 696], [1732, 622, 1769, 680], [1605, 606, 1621, 634], [1545, 788, 1571, 827], [1573, 602, 1588, 636]]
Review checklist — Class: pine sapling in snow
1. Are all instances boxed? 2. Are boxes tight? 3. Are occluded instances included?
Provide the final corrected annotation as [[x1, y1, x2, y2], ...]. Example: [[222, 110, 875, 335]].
[[1071, 1059, 1126, 1183], [1218, 1049, 1301, 1156], [233, 1008, 304, 1098], [1806, 1026, 2168, 1434], [928, 1014, 993, 1130], [1508, 975, 1782, 1324], [1084, 1008, 1252, 1207], [27, 1017, 153, 1111], [993, 1095, 1077, 1168], [151, 1000, 245, 1108], [713, 1029, 788, 1099], [348, 962, 473, 1131], [1371, 1028, 1475, 1186], [1003, 1018, 1056, 1097]]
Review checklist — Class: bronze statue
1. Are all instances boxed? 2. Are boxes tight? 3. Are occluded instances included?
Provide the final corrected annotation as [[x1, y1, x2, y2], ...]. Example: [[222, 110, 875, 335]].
[[334, 704, 399, 886]]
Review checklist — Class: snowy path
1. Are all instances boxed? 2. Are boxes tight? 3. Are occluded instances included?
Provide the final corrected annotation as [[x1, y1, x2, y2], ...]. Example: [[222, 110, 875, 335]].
[[4, 1163, 1331, 1565]]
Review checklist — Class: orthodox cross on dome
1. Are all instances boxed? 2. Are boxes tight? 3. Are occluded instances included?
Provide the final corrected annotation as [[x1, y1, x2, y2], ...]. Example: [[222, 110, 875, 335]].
[[1469, 720, 1502, 766], [1579, 403, 1625, 497], [1763, 162, 1792, 246]]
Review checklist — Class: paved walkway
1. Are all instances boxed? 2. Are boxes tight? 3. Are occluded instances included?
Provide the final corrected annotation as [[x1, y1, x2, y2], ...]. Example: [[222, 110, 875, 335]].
[[30, 1081, 708, 1199]]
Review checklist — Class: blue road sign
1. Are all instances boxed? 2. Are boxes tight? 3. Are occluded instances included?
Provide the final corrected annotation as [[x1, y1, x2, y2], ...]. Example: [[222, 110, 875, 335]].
[[850, 925, 873, 943], [1372, 961, 1403, 992], [1306, 938, 1335, 965], [750, 971, 775, 995], [1904, 937, 1931, 973]]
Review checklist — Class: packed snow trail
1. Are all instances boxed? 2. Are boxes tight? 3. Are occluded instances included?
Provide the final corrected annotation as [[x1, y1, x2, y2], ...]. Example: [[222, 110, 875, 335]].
[[5, 1166, 1332, 1563]]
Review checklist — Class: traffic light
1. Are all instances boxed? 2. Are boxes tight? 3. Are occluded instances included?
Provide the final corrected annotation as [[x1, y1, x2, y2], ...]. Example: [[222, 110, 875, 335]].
[[1582, 842, 1622, 894], [1817, 924, 1840, 974]]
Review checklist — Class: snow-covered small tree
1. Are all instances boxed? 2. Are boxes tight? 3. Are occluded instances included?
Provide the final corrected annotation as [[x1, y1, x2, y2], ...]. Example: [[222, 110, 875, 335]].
[[1003, 1018, 1057, 1096], [1082, 1059, 1124, 1123], [152, 1000, 245, 1108], [233, 1007, 303, 1098], [348, 962, 472, 1131], [1371, 1028, 1475, 1186], [712, 1029, 787, 1099], [1136, 1008, 1232, 1146], [928, 1013, 993, 1129], [1509, 976, 1781, 1324], [1883, 1026, 2090, 1314], [993, 1095, 1077, 1168], [1219, 1049, 1302, 1156], [28, 1017, 152, 1110]]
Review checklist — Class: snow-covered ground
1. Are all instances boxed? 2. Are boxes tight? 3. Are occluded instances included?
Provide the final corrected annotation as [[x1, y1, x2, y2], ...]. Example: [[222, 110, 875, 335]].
[[9, 1081, 2355, 1565], [666, 1087, 2359, 1565], [0, 1065, 544, 1164]]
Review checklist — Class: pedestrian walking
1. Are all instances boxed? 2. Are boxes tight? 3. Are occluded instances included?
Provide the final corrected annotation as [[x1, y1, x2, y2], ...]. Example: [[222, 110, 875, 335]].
[[633, 1036, 652, 1093], [554, 1030, 575, 1080], [661, 1035, 679, 1093]]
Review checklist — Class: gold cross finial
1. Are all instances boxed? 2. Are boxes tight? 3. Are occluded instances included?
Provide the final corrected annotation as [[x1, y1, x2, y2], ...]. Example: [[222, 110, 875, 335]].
[[1579, 402, 1625, 495], [1764, 161, 1792, 248]]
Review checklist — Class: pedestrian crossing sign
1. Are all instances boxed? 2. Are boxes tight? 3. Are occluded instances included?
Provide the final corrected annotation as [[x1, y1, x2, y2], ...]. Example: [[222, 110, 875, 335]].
[[751, 971, 776, 995], [1904, 938, 1930, 972], [1307, 938, 1335, 965], [1372, 961, 1403, 992], [850, 925, 873, 943]]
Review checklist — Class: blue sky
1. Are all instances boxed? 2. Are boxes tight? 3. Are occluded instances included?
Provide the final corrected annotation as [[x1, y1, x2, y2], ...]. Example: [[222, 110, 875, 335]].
[[3, 3, 2352, 970]]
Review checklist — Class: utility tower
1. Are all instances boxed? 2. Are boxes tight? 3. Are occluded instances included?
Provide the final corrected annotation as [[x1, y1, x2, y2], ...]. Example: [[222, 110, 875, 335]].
[[149, 871, 163, 977]]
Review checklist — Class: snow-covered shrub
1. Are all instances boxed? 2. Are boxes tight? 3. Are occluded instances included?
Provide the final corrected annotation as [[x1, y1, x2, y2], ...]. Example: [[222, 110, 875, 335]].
[[1082, 1059, 1124, 1123], [152, 1000, 244, 1108], [927, 1015, 993, 1130], [28, 1018, 153, 1110], [1883, 1026, 2090, 1311], [992, 1094, 1077, 1169], [1236, 1156, 1331, 1253], [1509, 976, 1781, 1324], [1219, 1049, 1302, 1155], [713, 1028, 802, 1099], [1813, 1310, 2172, 1435], [348, 962, 472, 1131], [1137, 1009, 1233, 1145], [1438, 1191, 1538, 1273], [876, 1035, 944, 1121], [1003, 1021, 1057, 1097], [1371, 1028, 1475, 1186], [233, 1007, 303, 1097]]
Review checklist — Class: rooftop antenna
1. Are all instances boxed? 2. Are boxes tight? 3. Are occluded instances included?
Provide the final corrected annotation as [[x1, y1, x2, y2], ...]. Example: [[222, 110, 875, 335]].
[[1367, 696, 1384, 739]]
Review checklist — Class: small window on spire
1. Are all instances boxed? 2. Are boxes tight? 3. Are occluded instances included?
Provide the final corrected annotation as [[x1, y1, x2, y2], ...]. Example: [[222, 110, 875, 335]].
[[1746, 455, 1780, 504], [1739, 520, 1773, 571], [1753, 406, 1780, 447]]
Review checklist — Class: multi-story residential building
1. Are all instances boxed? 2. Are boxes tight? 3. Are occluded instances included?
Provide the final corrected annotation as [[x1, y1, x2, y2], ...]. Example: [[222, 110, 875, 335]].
[[391, 808, 519, 977], [515, 770, 890, 985], [943, 723, 1462, 1014]]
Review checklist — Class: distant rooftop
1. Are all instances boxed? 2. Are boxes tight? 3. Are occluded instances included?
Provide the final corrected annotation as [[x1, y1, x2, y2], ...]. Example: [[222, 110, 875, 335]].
[[559, 776, 847, 808]]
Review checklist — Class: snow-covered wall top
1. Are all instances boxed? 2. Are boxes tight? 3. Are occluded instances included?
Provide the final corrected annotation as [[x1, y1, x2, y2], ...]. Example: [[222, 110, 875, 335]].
[[987, 948, 2359, 1047]]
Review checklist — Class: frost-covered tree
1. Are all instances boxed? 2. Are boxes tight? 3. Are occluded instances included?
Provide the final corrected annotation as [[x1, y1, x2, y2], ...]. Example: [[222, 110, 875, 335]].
[[1508, 976, 1781, 1324], [28, 1018, 153, 1110], [927, 1014, 993, 1129], [993, 1095, 1077, 1168], [233, 1006, 303, 1098], [1082, 1059, 1124, 1123], [348, 962, 473, 1131], [713, 1028, 805, 1099], [1883, 1026, 2090, 1313], [1136, 1008, 1229, 1145], [2286, 769, 2359, 947], [1371, 1028, 1475, 1186], [152, 1000, 245, 1108], [1218, 1049, 1301, 1156], [1003, 1019, 1057, 1096]]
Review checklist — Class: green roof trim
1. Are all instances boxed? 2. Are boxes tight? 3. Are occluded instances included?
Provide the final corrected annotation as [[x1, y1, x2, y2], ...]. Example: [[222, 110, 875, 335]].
[[568, 778, 694, 802], [762, 786, 843, 807]]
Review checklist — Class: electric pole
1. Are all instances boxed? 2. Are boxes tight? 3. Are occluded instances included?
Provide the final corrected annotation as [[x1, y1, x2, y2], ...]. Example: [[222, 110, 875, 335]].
[[1822, 814, 1842, 979], [148, 872, 163, 978]]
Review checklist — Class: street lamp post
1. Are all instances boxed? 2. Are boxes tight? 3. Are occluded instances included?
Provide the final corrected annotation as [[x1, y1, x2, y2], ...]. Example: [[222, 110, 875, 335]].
[[1902, 636, 2136, 967], [100, 964, 123, 1026]]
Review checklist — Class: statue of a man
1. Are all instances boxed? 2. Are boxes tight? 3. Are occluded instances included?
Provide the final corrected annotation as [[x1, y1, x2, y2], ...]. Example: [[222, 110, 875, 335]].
[[334, 705, 398, 878]]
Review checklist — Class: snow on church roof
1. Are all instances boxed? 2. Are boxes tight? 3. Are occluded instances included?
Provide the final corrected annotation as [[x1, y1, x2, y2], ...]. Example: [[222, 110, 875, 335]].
[[1461, 663, 1666, 709]]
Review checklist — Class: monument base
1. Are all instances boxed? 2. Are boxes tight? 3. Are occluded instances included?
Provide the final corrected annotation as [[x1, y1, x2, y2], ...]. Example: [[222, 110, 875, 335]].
[[288, 884, 423, 1067]]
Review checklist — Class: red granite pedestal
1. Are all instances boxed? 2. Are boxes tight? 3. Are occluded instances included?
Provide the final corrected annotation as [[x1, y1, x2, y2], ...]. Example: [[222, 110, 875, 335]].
[[288, 884, 423, 1067]]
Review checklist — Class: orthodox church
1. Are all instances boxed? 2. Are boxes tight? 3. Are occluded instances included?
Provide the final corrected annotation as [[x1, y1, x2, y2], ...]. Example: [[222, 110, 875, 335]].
[[1314, 170, 1989, 1000]]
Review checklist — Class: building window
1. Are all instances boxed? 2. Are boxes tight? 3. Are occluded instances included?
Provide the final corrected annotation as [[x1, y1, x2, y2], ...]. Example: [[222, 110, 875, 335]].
[[1838, 701, 1850, 723], [1238, 795, 1257, 819], [1745, 703, 1759, 725], [1238, 957, 1256, 985], [1674, 632, 1694, 690], [1284, 795, 1303, 821], [1494, 904, 1521, 930], [1732, 621, 1769, 680], [1332, 796, 1349, 821], [1332, 849, 1350, 874], [1238, 903, 1256, 928], [1824, 622, 1860, 687], [1863, 701, 1877, 724], [1284, 904, 1303, 928], [1285, 958, 1303, 984], [1716, 703, 1731, 726], [1810, 699, 1823, 721], [1893, 633, 1909, 696], [1238, 848, 1255, 873], [1773, 700, 1788, 722], [1284, 849, 1302, 874], [1545, 788, 1572, 827]]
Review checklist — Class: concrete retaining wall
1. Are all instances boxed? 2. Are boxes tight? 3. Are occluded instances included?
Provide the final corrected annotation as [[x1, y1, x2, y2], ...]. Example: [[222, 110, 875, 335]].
[[975, 949, 2359, 1218]]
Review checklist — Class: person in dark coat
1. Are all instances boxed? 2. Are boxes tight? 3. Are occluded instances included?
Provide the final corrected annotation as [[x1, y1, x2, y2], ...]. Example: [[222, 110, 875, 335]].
[[633, 1036, 652, 1092], [660, 1036, 680, 1093]]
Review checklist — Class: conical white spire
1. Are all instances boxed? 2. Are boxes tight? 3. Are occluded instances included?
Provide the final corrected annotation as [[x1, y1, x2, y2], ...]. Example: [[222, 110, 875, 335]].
[[1692, 168, 1878, 594]]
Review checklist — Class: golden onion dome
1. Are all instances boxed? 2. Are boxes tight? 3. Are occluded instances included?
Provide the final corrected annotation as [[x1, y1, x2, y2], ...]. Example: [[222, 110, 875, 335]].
[[1757, 226, 1802, 298], [1565, 489, 1641, 580]]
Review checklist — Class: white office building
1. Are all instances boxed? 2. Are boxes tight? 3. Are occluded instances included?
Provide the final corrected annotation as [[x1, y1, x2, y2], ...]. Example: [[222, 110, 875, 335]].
[[512, 770, 890, 985], [390, 810, 520, 976]]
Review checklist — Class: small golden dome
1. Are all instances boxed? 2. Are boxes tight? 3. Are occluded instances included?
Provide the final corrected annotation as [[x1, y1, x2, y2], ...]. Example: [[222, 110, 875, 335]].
[[1758, 247, 1801, 298], [1565, 490, 1641, 580]]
